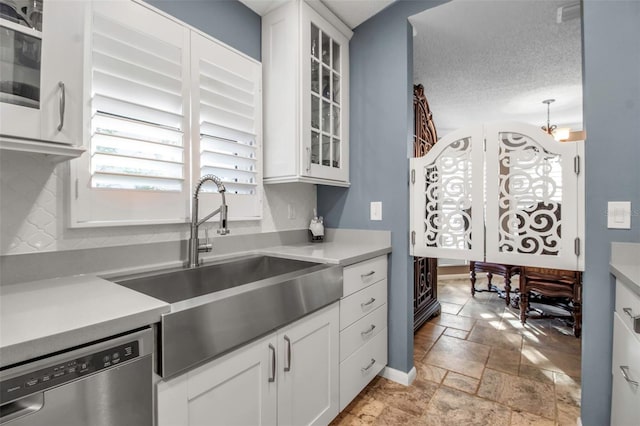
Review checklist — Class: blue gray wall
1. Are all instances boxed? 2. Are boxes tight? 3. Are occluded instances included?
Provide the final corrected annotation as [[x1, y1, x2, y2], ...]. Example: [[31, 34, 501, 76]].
[[317, 0, 446, 374], [582, 1, 640, 424], [148, 0, 261, 60]]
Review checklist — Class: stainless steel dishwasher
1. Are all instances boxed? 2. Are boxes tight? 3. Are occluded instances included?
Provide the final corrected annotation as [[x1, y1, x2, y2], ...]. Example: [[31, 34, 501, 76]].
[[0, 328, 153, 426]]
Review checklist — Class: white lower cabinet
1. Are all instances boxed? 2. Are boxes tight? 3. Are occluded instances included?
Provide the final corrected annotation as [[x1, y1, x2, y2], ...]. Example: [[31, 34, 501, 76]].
[[157, 303, 339, 426], [338, 256, 389, 411], [611, 279, 640, 426]]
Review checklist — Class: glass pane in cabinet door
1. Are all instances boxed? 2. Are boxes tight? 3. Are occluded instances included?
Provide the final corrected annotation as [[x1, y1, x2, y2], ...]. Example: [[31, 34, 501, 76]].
[[332, 72, 340, 104], [322, 100, 330, 134], [311, 131, 319, 165], [321, 31, 330, 66], [0, 26, 41, 108], [332, 41, 340, 71], [332, 138, 340, 168], [311, 59, 319, 94], [311, 94, 319, 130], [322, 135, 330, 167], [332, 105, 340, 137], [322, 65, 330, 100], [311, 24, 319, 59]]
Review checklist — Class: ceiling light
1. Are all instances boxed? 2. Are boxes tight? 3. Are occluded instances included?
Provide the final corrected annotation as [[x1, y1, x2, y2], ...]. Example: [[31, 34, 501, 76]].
[[541, 99, 570, 141]]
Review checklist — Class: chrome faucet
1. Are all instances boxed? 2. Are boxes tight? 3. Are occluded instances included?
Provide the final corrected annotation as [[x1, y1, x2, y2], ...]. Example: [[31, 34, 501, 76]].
[[188, 174, 229, 268]]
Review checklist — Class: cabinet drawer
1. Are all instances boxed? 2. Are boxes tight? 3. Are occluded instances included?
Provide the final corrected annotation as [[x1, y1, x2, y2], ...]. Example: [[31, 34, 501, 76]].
[[611, 313, 640, 426], [615, 279, 640, 339], [339, 327, 387, 411], [340, 303, 387, 362], [340, 279, 387, 331], [343, 256, 387, 297]]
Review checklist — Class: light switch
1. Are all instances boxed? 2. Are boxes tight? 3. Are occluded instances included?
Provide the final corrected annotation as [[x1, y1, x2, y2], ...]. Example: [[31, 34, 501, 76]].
[[370, 202, 382, 221], [607, 201, 631, 229]]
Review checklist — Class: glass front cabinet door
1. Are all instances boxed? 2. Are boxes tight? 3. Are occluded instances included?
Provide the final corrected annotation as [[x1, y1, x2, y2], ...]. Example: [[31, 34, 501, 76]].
[[0, 0, 83, 147], [262, 1, 351, 187], [302, 5, 349, 184]]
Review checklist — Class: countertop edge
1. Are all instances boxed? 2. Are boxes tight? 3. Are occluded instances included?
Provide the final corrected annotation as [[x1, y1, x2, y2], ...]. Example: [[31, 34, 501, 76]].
[[610, 263, 640, 297]]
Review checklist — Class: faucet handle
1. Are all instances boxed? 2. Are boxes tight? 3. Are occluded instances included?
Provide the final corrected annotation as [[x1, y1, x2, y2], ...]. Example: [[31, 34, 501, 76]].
[[198, 227, 213, 253]]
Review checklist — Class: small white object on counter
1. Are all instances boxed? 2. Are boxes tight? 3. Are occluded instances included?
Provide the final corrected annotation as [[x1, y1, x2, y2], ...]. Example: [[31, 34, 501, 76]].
[[0, 275, 169, 367]]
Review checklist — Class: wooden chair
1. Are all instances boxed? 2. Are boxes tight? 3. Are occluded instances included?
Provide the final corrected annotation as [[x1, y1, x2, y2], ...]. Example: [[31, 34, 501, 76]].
[[519, 266, 582, 338], [470, 261, 521, 306]]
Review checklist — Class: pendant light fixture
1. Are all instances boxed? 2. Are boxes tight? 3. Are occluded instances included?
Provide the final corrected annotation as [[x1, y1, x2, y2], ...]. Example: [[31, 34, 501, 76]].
[[541, 99, 570, 141]]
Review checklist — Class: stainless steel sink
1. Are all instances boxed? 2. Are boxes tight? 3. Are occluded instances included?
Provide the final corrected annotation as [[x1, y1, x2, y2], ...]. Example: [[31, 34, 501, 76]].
[[110, 255, 342, 378]]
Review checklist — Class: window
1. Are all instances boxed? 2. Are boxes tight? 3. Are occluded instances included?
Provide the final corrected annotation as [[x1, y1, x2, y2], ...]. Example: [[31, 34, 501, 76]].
[[70, 1, 262, 227]]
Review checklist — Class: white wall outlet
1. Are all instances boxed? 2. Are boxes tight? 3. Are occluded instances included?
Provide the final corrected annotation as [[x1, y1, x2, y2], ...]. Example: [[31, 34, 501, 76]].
[[287, 204, 296, 220], [370, 201, 382, 221], [607, 201, 631, 229]]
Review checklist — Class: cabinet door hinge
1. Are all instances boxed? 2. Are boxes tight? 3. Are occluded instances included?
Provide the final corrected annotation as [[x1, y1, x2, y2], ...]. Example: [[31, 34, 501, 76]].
[[574, 155, 580, 175], [574, 237, 581, 256], [411, 169, 415, 184], [75, 178, 79, 200], [411, 231, 416, 246]]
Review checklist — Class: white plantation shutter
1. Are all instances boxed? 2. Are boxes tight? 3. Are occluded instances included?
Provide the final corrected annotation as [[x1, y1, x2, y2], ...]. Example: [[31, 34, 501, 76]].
[[70, 1, 190, 226], [191, 32, 262, 220]]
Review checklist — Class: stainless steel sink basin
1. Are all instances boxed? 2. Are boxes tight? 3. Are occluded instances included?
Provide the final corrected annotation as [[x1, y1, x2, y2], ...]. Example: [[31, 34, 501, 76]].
[[110, 255, 342, 378]]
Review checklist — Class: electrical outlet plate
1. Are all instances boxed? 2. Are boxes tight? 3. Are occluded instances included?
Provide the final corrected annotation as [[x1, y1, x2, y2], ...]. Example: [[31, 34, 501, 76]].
[[607, 201, 631, 229]]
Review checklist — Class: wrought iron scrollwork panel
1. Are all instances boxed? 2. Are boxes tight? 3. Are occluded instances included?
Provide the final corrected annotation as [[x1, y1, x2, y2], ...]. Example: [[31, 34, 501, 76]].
[[497, 132, 562, 256], [423, 137, 473, 249]]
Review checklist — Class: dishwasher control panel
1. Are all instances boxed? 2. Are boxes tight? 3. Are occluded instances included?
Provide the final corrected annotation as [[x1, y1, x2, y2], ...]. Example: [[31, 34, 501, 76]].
[[1, 340, 139, 403]]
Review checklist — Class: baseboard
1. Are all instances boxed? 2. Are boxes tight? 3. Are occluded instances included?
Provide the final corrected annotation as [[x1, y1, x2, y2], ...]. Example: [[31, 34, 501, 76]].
[[379, 366, 417, 386], [577, 417, 582, 426]]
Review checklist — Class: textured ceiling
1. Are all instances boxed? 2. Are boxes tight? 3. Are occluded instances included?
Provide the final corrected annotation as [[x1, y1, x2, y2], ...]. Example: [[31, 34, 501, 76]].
[[410, 0, 583, 136]]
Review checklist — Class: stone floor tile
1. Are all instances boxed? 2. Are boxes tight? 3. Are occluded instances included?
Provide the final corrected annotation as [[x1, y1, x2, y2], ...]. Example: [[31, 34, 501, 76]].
[[442, 371, 479, 394], [517, 365, 555, 384], [467, 325, 523, 352], [432, 312, 476, 331], [423, 335, 490, 379], [477, 368, 555, 419], [415, 323, 446, 340], [486, 346, 521, 375], [440, 302, 463, 315], [375, 378, 437, 417], [422, 386, 511, 426], [442, 328, 468, 339], [556, 402, 580, 426], [373, 406, 421, 426], [344, 396, 386, 423], [521, 344, 581, 378], [554, 372, 581, 408], [415, 361, 448, 384], [509, 411, 555, 426]]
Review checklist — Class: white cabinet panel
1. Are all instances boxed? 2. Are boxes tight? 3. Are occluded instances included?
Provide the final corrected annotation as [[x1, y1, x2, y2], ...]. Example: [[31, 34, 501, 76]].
[[277, 303, 339, 426], [615, 279, 640, 342], [340, 279, 387, 331], [340, 303, 386, 363], [343, 255, 387, 297], [611, 313, 640, 426]]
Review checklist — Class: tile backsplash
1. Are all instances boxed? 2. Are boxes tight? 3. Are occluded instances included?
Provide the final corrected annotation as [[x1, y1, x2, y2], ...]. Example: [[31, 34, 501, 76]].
[[0, 151, 316, 255]]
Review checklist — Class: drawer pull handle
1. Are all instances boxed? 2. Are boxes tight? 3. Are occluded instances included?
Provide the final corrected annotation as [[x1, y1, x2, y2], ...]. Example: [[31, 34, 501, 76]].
[[268, 344, 276, 383], [623, 307, 640, 319], [361, 324, 376, 337], [284, 335, 292, 372], [361, 358, 376, 373], [361, 298, 376, 308], [57, 81, 65, 131], [361, 271, 376, 279], [619, 366, 639, 386]]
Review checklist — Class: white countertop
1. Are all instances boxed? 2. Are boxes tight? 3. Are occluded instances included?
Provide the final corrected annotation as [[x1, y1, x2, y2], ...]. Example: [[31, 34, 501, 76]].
[[0, 232, 390, 367], [0, 275, 169, 367], [261, 241, 391, 266], [610, 242, 640, 296]]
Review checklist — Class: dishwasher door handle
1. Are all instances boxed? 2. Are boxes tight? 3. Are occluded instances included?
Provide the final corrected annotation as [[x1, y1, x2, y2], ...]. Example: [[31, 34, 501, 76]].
[[0, 393, 44, 424]]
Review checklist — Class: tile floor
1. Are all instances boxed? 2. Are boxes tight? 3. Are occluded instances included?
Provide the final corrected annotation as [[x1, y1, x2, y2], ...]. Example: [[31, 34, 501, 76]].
[[330, 275, 582, 426]]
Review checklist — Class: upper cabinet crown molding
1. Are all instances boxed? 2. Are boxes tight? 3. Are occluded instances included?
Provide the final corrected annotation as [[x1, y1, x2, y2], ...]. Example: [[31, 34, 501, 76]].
[[262, 0, 351, 187]]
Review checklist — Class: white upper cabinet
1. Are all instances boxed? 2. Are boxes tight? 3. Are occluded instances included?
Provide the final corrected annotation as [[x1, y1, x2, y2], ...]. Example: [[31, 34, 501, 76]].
[[0, 0, 85, 159], [262, 0, 351, 187]]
